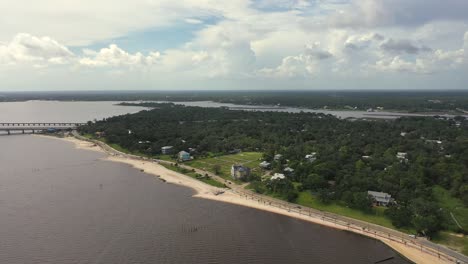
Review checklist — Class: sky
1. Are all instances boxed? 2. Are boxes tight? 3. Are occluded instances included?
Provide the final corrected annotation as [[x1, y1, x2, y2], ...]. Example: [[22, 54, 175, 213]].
[[0, 0, 467, 91]]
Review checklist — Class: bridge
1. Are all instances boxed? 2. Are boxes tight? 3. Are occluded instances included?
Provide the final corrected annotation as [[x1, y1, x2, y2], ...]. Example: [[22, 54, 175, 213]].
[[0, 122, 86, 135]]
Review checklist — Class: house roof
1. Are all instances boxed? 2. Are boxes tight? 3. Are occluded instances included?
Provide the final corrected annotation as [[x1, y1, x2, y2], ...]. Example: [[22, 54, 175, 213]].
[[368, 191, 392, 203], [179, 151, 189, 155], [232, 165, 250, 172], [271, 173, 286, 180]]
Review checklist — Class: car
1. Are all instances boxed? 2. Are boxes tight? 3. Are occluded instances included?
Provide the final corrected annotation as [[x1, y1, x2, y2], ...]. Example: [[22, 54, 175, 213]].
[[408, 234, 416, 239]]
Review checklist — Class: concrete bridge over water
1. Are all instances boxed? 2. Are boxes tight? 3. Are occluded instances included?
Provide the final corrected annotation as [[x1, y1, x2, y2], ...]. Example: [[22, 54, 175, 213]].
[[0, 122, 86, 135]]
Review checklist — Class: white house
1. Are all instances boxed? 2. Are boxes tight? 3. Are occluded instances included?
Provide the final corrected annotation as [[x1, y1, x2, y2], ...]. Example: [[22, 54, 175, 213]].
[[274, 154, 283, 161], [161, 146, 174, 154], [396, 152, 408, 162], [283, 167, 294, 176], [259, 161, 271, 169], [271, 173, 286, 180], [305, 152, 317, 162]]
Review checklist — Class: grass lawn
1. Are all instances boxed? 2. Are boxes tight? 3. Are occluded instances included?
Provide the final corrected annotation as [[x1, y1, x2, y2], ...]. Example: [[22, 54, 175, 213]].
[[432, 231, 468, 256], [433, 186, 468, 231], [296, 191, 403, 230], [185, 152, 263, 181], [157, 154, 175, 162], [159, 163, 226, 188]]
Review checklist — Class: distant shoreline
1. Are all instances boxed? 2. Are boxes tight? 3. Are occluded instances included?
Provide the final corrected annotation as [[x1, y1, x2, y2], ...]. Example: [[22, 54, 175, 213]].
[[41, 134, 457, 264]]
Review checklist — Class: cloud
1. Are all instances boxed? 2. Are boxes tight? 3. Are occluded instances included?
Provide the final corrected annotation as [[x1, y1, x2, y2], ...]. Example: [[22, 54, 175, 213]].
[[0, 33, 74, 66], [330, 0, 468, 28], [259, 43, 333, 77], [373, 31, 468, 74], [184, 18, 203, 25], [344, 33, 384, 50], [1, 1, 468, 90], [79, 44, 160, 67], [380, 39, 432, 54]]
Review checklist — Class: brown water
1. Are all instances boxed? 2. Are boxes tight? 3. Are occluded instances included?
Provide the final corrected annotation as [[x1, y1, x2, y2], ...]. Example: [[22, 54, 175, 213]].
[[0, 135, 410, 264], [0, 101, 147, 123]]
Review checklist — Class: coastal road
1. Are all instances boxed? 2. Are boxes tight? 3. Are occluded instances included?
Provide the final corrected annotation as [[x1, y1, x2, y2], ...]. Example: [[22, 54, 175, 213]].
[[71, 131, 467, 264]]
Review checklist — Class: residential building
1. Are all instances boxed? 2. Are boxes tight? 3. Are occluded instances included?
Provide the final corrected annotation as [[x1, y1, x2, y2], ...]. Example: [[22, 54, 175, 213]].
[[161, 146, 174, 154], [396, 152, 408, 162], [178, 151, 191, 162], [305, 152, 317, 162], [231, 165, 251, 180], [368, 191, 393, 206], [283, 167, 294, 176], [259, 161, 271, 169], [271, 173, 286, 180], [95, 131, 105, 138], [274, 154, 283, 161]]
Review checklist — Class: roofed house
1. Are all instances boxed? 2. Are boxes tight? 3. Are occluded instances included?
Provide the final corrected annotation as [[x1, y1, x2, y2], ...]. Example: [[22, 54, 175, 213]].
[[161, 146, 174, 154], [271, 173, 286, 180], [178, 151, 191, 162], [305, 153, 317, 162], [231, 165, 251, 180], [274, 154, 283, 161], [259, 161, 271, 169], [396, 152, 408, 163], [283, 167, 294, 176], [368, 191, 393, 206]]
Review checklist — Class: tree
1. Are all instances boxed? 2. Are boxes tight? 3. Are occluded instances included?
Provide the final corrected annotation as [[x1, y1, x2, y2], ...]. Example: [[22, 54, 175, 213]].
[[303, 174, 327, 191], [385, 206, 412, 228], [351, 192, 372, 213]]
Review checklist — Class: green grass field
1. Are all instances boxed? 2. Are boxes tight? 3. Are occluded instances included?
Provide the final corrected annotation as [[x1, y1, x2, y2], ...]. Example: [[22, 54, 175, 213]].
[[433, 231, 468, 256], [296, 191, 406, 231], [433, 186, 468, 231], [185, 152, 263, 180]]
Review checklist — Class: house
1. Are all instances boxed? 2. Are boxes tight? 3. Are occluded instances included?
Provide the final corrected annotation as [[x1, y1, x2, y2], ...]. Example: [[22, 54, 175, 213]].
[[274, 154, 283, 161], [305, 153, 317, 162], [188, 147, 197, 153], [271, 173, 286, 180], [178, 151, 191, 162], [228, 149, 242, 154], [161, 146, 174, 154], [259, 161, 271, 169], [231, 165, 251, 180], [368, 191, 393, 206], [396, 152, 408, 162], [95, 131, 105, 138], [362, 155, 371, 160], [283, 167, 294, 176]]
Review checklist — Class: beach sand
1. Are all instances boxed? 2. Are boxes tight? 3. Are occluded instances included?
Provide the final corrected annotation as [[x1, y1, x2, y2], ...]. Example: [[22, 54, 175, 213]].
[[57, 136, 451, 264]]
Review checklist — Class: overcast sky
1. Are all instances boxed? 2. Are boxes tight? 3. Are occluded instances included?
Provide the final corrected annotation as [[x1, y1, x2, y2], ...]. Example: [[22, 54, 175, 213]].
[[0, 0, 467, 91]]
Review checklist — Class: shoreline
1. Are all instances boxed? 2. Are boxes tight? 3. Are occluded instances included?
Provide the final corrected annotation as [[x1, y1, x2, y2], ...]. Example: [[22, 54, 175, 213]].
[[54, 135, 453, 264]]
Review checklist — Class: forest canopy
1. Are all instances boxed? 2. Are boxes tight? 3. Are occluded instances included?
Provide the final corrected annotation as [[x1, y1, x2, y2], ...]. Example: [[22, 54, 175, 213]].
[[79, 103, 468, 236]]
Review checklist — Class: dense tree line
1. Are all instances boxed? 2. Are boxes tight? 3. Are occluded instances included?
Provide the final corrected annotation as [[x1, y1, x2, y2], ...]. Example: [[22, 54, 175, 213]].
[[3, 90, 468, 112], [80, 103, 468, 236]]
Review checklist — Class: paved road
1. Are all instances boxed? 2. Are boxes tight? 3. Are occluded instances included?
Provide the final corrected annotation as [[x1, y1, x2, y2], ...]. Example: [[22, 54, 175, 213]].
[[72, 131, 467, 263]]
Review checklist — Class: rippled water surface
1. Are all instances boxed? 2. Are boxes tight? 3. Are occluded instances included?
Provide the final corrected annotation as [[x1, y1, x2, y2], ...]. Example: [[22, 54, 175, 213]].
[[0, 135, 409, 264]]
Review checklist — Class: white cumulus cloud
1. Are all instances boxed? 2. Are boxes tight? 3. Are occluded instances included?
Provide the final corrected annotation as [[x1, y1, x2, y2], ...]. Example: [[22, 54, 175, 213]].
[[0, 33, 74, 66], [79, 44, 160, 67]]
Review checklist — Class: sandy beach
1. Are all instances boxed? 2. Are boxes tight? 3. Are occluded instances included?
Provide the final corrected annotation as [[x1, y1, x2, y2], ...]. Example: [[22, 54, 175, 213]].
[[57, 135, 454, 264]]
